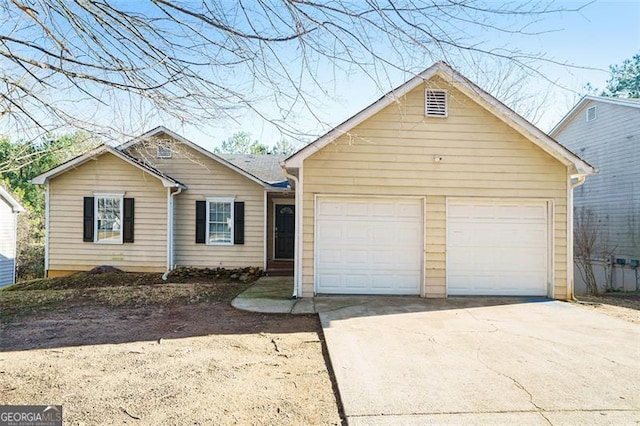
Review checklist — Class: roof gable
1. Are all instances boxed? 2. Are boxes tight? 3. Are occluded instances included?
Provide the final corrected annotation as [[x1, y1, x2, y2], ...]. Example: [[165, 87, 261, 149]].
[[30, 145, 186, 188], [550, 95, 640, 136], [285, 62, 595, 176], [119, 126, 277, 188]]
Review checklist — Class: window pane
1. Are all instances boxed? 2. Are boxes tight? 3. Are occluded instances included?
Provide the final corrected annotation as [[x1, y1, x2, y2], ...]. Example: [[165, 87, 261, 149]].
[[96, 196, 122, 242], [208, 201, 232, 243]]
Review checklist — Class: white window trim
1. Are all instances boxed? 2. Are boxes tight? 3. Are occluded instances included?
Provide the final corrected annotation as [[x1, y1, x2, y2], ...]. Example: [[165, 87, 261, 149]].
[[206, 196, 235, 246], [93, 193, 124, 245], [586, 105, 597, 122], [425, 88, 448, 118], [157, 144, 172, 158]]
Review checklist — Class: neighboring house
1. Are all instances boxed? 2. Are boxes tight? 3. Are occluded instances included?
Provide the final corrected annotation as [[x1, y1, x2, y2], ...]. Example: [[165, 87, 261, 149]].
[[33, 62, 595, 300], [0, 186, 25, 287], [550, 95, 640, 293]]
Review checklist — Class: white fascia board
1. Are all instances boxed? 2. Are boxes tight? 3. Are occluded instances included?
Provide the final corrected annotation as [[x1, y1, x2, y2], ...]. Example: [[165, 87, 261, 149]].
[[0, 186, 25, 212], [119, 126, 269, 188]]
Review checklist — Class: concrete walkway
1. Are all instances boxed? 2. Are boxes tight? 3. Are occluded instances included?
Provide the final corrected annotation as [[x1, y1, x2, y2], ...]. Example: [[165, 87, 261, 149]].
[[231, 276, 316, 314]]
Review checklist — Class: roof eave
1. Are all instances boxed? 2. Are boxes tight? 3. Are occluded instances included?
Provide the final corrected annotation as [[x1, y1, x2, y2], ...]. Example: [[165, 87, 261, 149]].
[[0, 187, 25, 212]]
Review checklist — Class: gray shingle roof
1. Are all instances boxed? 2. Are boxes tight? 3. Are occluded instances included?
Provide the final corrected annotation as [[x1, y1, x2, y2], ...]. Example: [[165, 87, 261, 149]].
[[221, 154, 287, 185]]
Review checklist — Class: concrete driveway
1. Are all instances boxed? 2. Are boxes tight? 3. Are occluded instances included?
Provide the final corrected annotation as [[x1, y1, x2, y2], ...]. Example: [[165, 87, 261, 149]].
[[316, 297, 640, 425]]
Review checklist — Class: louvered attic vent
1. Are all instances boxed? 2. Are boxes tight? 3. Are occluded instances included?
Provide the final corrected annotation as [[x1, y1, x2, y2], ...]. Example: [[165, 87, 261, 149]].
[[586, 105, 597, 122], [425, 89, 448, 117]]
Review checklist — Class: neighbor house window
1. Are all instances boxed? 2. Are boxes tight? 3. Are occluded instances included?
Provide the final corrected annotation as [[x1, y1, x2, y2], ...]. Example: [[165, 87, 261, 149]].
[[157, 144, 172, 158], [206, 197, 234, 245], [95, 194, 123, 244]]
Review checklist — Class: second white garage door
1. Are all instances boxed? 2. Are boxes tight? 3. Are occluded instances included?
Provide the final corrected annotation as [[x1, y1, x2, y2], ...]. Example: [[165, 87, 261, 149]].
[[447, 199, 549, 296], [316, 197, 423, 295]]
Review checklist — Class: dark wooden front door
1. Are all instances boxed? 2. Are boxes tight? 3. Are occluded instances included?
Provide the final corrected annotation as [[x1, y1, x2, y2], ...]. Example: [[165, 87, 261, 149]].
[[275, 204, 295, 259]]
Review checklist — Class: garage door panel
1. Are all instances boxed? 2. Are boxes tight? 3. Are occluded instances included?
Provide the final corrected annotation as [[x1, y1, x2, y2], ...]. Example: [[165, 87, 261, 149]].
[[316, 197, 423, 295], [371, 273, 420, 290], [447, 199, 549, 296]]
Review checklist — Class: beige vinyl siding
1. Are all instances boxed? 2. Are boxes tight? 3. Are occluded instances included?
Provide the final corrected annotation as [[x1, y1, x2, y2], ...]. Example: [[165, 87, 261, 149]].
[[48, 152, 167, 273], [302, 76, 569, 299], [130, 139, 265, 268]]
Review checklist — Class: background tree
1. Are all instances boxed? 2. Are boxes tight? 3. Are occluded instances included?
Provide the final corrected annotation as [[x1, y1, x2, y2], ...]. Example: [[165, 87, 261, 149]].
[[1, 133, 96, 280], [214, 131, 297, 155], [270, 138, 298, 155], [0, 1, 590, 142], [603, 53, 640, 98], [584, 53, 640, 98], [214, 132, 269, 155]]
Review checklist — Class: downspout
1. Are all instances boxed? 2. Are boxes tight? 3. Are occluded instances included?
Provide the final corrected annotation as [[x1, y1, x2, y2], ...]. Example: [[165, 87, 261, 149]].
[[163, 185, 183, 280], [568, 174, 587, 300], [282, 168, 300, 299]]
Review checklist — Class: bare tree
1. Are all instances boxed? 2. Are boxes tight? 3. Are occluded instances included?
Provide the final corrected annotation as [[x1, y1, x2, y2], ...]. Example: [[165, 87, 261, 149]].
[[0, 1, 592, 143], [574, 207, 614, 295]]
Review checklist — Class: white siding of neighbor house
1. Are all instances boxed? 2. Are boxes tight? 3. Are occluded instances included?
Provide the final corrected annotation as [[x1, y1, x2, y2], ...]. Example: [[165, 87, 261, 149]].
[[301, 76, 570, 299], [0, 197, 18, 286], [48, 152, 168, 274], [553, 100, 640, 259], [129, 138, 265, 268]]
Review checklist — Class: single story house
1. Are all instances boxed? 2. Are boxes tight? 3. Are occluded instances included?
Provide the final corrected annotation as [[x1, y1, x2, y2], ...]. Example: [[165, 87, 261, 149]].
[[0, 186, 25, 287], [32, 62, 595, 299], [550, 95, 640, 293]]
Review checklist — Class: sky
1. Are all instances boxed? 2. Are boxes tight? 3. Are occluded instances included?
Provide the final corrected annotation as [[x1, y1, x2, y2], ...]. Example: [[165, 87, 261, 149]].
[[165, 0, 639, 152], [1, 0, 639, 151]]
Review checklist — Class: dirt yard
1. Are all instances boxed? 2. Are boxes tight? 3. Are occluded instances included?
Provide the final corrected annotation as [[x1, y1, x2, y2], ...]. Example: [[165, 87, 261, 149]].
[[0, 274, 342, 425], [575, 292, 640, 324]]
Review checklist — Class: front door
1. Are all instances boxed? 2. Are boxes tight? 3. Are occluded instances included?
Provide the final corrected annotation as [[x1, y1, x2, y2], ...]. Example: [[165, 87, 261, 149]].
[[275, 204, 295, 259]]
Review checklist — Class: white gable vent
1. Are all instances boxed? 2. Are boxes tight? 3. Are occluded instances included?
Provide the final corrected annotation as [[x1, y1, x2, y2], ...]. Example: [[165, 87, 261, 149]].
[[586, 105, 597, 122], [425, 89, 448, 117]]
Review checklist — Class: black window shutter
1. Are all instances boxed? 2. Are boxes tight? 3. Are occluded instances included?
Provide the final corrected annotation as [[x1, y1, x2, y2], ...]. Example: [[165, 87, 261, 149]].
[[234, 201, 245, 245], [123, 198, 134, 243], [83, 197, 94, 242], [195, 200, 206, 244]]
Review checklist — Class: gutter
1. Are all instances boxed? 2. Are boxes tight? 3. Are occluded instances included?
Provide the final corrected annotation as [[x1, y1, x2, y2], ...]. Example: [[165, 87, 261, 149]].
[[163, 185, 183, 280], [571, 174, 587, 189], [281, 167, 301, 299]]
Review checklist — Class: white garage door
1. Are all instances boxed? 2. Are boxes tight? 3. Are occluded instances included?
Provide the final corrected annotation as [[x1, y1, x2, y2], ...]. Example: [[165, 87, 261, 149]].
[[316, 197, 423, 295], [447, 199, 549, 296]]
